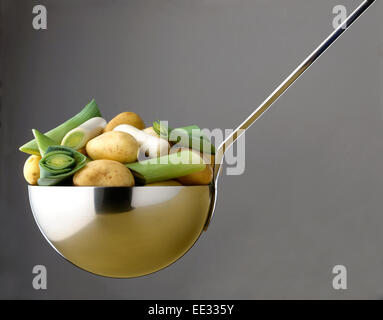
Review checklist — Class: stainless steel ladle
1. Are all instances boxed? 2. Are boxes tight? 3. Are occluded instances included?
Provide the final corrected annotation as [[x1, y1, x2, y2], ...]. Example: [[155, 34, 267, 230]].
[[28, 0, 375, 278]]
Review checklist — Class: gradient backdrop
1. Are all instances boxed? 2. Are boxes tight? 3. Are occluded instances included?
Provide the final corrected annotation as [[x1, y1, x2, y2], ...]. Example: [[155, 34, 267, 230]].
[[1, 0, 383, 299]]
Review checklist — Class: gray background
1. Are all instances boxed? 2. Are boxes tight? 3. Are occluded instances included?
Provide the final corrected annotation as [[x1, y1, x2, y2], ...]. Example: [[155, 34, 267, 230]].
[[1, 0, 382, 299]]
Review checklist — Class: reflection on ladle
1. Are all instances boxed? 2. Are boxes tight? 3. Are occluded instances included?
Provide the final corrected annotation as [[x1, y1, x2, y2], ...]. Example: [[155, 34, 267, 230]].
[[28, 0, 375, 278]]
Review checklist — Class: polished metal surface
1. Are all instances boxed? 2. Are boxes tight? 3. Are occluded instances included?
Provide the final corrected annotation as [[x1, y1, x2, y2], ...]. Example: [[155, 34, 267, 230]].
[[29, 185, 213, 278], [27, 0, 375, 278]]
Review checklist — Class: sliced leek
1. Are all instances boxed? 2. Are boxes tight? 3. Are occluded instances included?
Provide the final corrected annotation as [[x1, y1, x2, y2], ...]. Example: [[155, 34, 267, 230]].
[[61, 117, 107, 149], [32, 129, 57, 156], [113, 124, 169, 158], [33, 129, 87, 186], [126, 150, 206, 185], [153, 121, 215, 154], [19, 99, 101, 155]]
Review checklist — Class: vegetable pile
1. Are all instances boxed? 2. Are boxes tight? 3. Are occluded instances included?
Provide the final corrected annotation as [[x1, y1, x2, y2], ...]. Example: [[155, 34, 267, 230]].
[[20, 99, 215, 187]]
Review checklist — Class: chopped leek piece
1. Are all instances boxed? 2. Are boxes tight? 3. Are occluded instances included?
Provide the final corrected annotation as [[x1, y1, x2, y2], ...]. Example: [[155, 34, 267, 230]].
[[153, 121, 215, 154], [126, 150, 206, 185], [61, 117, 107, 149], [33, 129, 87, 186], [19, 99, 101, 155]]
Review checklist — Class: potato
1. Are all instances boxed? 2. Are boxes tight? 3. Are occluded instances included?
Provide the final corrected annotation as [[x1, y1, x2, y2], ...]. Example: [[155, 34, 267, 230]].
[[143, 126, 159, 138], [73, 160, 135, 187], [86, 131, 139, 163], [170, 148, 213, 185], [104, 112, 145, 132], [177, 164, 213, 185], [145, 180, 182, 187], [23, 155, 41, 185]]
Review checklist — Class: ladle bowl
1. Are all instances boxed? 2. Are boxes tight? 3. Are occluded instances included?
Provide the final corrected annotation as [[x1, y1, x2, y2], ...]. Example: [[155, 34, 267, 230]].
[[29, 185, 215, 278], [27, 0, 374, 278]]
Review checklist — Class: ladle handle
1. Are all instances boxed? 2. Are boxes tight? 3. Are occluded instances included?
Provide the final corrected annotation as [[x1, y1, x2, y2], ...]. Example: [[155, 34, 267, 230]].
[[214, 0, 375, 181]]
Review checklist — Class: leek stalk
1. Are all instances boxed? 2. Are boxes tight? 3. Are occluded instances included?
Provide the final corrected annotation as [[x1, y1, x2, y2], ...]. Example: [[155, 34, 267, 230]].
[[126, 150, 206, 185], [153, 121, 215, 154], [61, 117, 107, 149], [33, 129, 87, 186], [19, 99, 101, 155]]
